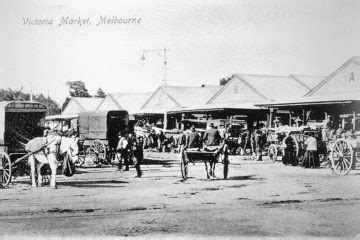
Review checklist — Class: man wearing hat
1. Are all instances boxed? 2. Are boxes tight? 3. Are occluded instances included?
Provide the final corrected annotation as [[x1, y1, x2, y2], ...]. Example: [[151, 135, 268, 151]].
[[203, 123, 221, 147], [187, 125, 202, 149]]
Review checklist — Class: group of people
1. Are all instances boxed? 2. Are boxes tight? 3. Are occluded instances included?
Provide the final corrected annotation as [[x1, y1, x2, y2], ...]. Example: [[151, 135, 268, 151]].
[[282, 131, 320, 168], [178, 123, 226, 150], [116, 132, 143, 177]]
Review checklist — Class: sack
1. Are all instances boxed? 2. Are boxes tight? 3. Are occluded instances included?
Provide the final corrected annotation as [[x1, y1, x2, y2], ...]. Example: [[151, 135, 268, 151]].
[[62, 154, 75, 177], [25, 137, 46, 153]]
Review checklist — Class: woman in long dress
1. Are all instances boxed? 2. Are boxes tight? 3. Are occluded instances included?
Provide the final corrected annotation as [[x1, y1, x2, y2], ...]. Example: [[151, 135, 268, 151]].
[[282, 133, 298, 166]]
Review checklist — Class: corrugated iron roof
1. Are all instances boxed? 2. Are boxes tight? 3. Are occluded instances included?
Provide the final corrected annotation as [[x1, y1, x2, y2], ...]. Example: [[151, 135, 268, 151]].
[[290, 75, 325, 90], [70, 97, 103, 111], [234, 74, 313, 101], [98, 92, 152, 114], [163, 85, 221, 107]]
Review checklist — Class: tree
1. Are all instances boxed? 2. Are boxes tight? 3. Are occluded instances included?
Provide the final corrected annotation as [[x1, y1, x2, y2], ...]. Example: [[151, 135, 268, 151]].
[[95, 88, 106, 98], [66, 81, 91, 97], [0, 88, 61, 115], [219, 75, 234, 85], [34, 93, 61, 115]]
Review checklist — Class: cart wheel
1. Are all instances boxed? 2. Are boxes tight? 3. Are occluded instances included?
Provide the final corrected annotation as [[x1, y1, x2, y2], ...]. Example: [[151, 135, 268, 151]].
[[180, 156, 188, 180], [330, 139, 354, 175], [89, 139, 106, 167], [268, 144, 278, 162], [0, 153, 12, 187], [223, 160, 229, 179]]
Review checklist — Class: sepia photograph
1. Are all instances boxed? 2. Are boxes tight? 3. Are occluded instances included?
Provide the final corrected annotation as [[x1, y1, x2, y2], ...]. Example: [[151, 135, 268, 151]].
[[0, 0, 360, 239]]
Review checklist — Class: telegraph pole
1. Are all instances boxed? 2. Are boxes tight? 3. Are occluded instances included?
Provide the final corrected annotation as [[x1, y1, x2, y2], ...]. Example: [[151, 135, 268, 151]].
[[141, 48, 170, 86]]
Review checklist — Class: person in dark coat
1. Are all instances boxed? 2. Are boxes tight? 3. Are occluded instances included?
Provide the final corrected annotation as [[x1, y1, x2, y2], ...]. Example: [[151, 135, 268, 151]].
[[187, 125, 202, 149], [282, 133, 298, 166], [132, 135, 144, 177], [203, 123, 221, 146], [253, 129, 266, 161]]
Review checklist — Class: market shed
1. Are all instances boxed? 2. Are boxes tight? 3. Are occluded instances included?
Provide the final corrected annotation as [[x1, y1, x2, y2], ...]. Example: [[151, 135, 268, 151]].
[[168, 74, 324, 130], [257, 57, 360, 127], [136, 85, 221, 129]]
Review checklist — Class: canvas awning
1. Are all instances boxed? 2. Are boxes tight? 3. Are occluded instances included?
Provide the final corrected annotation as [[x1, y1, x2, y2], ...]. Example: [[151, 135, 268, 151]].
[[256, 94, 360, 108], [45, 114, 79, 121]]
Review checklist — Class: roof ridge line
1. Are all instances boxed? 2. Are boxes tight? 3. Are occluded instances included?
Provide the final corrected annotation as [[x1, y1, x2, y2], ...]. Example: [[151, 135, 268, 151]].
[[234, 74, 269, 100], [290, 75, 311, 90], [305, 57, 356, 96]]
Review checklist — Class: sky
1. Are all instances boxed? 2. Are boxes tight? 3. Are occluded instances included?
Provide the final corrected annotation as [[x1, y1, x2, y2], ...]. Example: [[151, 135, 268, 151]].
[[1, 0, 360, 105]]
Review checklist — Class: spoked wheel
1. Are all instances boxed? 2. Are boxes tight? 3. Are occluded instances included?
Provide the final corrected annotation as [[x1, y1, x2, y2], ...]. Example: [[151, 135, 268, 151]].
[[180, 155, 188, 180], [268, 144, 278, 162], [0, 153, 12, 187], [89, 139, 106, 167], [330, 139, 354, 175]]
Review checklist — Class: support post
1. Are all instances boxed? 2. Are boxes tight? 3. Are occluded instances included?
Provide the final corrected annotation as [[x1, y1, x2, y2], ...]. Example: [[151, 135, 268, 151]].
[[163, 112, 168, 130], [269, 108, 275, 128], [302, 109, 306, 125]]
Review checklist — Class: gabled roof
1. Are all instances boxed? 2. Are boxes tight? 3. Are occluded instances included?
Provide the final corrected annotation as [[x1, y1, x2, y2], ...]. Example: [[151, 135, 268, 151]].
[[305, 57, 360, 96], [72, 97, 103, 111], [97, 92, 152, 114], [208, 74, 316, 104], [164, 85, 221, 107], [62, 97, 102, 115], [140, 85, 221, 112]]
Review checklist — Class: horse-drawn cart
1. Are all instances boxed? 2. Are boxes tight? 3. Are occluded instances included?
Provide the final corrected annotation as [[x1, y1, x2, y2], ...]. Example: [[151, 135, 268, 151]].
[[181, 146, 229, 180], [78, 110, 130, 166], [328, 113, 360, 175], [0, 101, 47, 187]]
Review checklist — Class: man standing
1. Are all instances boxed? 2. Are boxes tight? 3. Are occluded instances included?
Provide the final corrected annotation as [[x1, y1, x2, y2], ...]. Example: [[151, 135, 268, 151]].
[[116, 132, 128, 170], [132, 134, 144, 177], [253, 129, 266, 161], [302, 133, 319, 168], [203, 123, 221, 147]]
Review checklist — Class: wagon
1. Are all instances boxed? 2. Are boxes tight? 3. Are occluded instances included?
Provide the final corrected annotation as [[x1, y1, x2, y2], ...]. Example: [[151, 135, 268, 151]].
[[328, 113, 360, 175], [266, 126, 304, 162], [180, 146, 229, 180], [45, 110, 130, 166], [0, 101, 47, 187], [77, 110, 129, 166]]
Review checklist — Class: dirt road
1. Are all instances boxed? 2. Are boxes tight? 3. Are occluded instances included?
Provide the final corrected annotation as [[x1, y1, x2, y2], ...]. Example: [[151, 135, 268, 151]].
[[0, 154, 360, 239]]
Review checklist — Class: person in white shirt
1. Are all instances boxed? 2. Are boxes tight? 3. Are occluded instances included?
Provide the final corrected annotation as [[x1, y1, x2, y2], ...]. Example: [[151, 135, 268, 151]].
[[301, 133, 319, 168]]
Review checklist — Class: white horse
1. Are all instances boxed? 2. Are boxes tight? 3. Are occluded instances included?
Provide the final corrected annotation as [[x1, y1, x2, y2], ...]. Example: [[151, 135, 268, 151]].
[[27, 134, 79, 188]]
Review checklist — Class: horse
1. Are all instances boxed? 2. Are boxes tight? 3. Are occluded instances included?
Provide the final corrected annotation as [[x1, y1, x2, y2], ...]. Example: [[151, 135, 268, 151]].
[[27, 133, 79, 189], [203, 142, 229, 179]]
